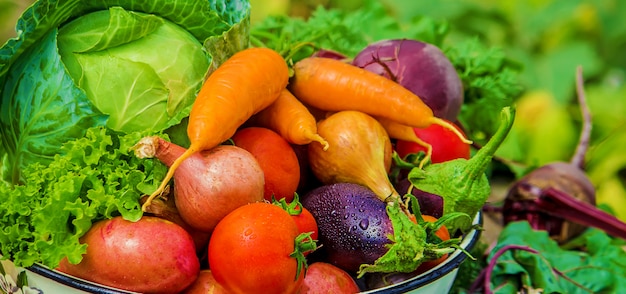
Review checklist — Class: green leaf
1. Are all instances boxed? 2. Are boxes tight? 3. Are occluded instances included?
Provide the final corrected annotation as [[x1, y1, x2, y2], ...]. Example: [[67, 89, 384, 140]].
[[0, 28, 107, 184], [357, 197, 464, 278], [0, 0, 250, 185], [0, 127, 161, 268], [487, 221, 626, 293]]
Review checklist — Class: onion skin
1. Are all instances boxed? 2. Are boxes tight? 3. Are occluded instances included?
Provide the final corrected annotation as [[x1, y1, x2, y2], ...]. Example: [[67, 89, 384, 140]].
[[307, 111, 399, 202], [136, 137, 265, 233]]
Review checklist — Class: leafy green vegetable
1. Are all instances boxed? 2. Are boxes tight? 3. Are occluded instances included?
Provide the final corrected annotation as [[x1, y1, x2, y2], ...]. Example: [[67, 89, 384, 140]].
[[408, 107, 515, 234], [0, 0, 251, 185], [450, 238, 488, 294], [57, 7, 210, 132], [251, 0, 448, 61], [0, 127, 165, 268], [484, 221, 626, 293], [446, 39, 523, 141]]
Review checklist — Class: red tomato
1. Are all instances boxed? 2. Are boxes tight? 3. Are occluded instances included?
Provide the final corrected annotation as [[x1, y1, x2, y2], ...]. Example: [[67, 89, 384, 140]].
[[294, 205, 319, 241], [208, 202, 305, 294], [416, 215, 451, 273], [395, 120, 470, 163], [231, 127, 301, 202], [273, 195, 319, 256]]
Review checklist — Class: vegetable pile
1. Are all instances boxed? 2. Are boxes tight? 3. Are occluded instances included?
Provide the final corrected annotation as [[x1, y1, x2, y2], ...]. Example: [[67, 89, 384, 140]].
[[7, 0, 624, 293]]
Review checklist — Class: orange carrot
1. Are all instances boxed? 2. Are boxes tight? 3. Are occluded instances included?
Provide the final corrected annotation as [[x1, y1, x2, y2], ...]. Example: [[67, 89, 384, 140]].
[[249, 89, 329, 150], [376, 116, 432, 168], [141, 47, 289, 211], [289, 57, 471, 145]]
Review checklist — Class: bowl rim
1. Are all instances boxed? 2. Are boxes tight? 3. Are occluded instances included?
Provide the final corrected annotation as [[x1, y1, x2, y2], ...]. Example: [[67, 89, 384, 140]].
[[26, 213, 482, 294], [27, 264, 136, 294], [359, 212, 483, 294]]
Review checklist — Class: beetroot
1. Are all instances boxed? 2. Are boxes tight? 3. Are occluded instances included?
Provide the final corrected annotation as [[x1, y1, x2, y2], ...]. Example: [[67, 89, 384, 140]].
[[352, 39, 464, 121], [501, 66, 626, 242]]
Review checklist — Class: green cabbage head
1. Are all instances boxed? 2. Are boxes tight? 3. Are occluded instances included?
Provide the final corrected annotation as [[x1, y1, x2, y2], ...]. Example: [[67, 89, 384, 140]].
[[0, 0, 250, 184]]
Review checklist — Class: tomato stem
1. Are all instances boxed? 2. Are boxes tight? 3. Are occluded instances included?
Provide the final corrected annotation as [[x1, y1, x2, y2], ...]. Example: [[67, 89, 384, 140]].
[[290, 232, 318, 280], [272, 193, 304, 216]]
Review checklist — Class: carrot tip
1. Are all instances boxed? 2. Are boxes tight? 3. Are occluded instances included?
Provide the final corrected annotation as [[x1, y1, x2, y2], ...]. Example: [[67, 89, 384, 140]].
[[316, 136, 330, 151], [304, 131, 330, 151], [417, 142, 433, 169]]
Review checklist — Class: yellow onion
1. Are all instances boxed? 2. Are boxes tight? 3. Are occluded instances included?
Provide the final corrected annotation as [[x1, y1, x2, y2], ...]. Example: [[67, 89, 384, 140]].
[[308, 110, 399, 201]]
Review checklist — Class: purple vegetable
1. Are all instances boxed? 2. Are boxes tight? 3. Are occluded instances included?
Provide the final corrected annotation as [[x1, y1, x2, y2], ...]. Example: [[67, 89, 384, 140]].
[[311, 48, 348, 60], [395, 178, 444, 218], [301, 183, 394, 273], [352, 39, 464, 121], [501, 66, 626, 242]]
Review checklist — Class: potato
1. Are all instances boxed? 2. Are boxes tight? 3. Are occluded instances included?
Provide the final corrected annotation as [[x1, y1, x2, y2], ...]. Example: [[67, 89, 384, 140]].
[[300, 262, 360, 294], [57, 216, 200, 293]]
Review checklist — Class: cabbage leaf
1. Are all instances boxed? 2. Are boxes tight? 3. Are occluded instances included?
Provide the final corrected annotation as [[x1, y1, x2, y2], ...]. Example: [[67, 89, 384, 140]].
[[0, 0, 250, 184], [0, 0, 250, 269]]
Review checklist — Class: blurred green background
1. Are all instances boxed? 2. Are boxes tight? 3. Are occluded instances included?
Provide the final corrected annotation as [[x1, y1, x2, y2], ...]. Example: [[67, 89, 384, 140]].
[[2, 0, 626, 218]]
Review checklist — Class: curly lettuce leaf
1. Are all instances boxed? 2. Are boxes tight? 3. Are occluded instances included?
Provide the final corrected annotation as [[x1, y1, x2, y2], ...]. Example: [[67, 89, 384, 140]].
[[0, 127, 165, 268]]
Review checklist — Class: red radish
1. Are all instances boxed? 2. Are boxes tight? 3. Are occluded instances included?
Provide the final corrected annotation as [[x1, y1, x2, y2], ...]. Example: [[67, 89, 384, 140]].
[[57, 216, 200, 293], [133, 136, 265, 233]]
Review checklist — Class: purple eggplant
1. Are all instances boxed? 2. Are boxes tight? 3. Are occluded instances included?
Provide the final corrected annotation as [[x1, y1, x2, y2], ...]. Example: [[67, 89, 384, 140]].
[[395, 178, 444, 218], [352, 39, 464, 121], [302, 182, 461, 280], [301, 183, 394, 273]]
